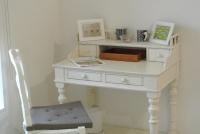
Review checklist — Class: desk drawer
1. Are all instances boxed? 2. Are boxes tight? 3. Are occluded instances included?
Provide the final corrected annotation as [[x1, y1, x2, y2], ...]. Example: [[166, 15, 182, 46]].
[[149, 48, 170, 62], [105, 74, 143, 86], [67, 69, 101, 82]]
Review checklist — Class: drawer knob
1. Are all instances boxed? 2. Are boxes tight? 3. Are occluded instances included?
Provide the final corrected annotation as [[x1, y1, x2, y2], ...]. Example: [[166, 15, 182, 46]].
[[121, 78, 128, 84], [82, 74, 88, 80], [158, 53, 164, 58]]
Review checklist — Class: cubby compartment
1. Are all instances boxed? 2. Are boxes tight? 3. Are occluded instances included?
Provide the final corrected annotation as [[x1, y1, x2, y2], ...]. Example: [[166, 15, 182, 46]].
[[99, 46, 146, 62]]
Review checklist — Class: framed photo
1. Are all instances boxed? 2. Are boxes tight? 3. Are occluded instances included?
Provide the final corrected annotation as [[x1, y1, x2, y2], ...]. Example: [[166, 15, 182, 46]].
[[150, 21, 175, 45], [78, 19, 105, 41]]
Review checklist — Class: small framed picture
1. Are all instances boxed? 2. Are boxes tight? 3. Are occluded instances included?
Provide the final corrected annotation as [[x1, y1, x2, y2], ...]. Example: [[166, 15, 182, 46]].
[[78, 19, 105, 41], [150, 21, 175, 45]]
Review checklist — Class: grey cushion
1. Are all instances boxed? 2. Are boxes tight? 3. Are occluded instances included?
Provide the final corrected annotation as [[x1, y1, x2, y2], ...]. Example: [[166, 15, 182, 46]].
[[26, 101, 92, 131]]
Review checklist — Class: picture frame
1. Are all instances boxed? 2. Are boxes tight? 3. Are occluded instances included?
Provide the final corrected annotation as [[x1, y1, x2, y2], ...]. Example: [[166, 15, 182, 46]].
[[78, 19, 105, 41], [150, 21, 175, 45]]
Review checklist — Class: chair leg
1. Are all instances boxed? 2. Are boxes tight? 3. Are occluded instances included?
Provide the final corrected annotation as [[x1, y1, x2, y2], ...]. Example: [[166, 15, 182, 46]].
[[78, 127, 86, 134], [25, 131, 30, 134]]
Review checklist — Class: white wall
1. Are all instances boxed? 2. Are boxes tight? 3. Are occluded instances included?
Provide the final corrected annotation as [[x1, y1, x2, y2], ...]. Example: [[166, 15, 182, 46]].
[[9, 0, 62, 106], [5, 0, 200, 134], [60, 0, 200, 134], [4, 0, 62, 133]]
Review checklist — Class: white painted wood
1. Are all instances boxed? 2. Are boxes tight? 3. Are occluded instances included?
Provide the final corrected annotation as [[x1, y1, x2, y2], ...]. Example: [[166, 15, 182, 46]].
[[9, 49, 32, 127], [56, 82, 67, 104], [9, 49, 85, 134], [157, 64, 177, 91], [55, 68, 65, 82], [53, 34, 180, 134], [147, 92, 161, 134], [67, 69, 102, 82], [105, 73, 143, 86], [27, 127, 85, 134], [78, 45, 98, 57], [165, 42, 180, 69], [169, 80, 177, 134], [148, 48, 170, 62], [79, 40, 174, 49], [53, 60, 165, 76]]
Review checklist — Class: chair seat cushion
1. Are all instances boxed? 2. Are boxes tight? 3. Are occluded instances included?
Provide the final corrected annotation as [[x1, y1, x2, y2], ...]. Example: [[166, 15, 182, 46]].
[[26, 101, 92, 131]]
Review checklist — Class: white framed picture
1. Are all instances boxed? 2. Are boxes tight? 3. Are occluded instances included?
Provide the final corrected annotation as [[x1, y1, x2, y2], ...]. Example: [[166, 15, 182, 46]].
[[78, 19, 105, 41], [150, 21, 175, 45]]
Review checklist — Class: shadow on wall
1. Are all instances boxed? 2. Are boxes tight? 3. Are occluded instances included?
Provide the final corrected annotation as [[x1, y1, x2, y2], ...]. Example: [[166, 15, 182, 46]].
[[177, 25, 200, 134], [53, 42, 77, 63], [0, 121, 21, 134], [30, 72, 57, 106]]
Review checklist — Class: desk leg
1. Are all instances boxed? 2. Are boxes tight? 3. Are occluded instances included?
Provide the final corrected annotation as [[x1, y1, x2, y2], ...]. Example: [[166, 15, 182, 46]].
[[56, 83, 67, 104], [169, 80, 177, 134], [147, 92, 161, 134]]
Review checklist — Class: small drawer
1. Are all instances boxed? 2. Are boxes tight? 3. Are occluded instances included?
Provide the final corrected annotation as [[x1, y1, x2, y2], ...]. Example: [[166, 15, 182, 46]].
[[105, 74, 143, 86], [149, 48, 170, 62], [67, 69, 101, 82]]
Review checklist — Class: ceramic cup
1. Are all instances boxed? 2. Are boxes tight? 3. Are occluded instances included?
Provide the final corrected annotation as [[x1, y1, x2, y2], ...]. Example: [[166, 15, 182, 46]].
[[116, 28, 127, 40], [137, 30, 149, 42]]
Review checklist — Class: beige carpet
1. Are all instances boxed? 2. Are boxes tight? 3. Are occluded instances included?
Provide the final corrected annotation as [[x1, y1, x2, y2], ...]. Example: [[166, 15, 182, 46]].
[[103, 126, 148, 134]]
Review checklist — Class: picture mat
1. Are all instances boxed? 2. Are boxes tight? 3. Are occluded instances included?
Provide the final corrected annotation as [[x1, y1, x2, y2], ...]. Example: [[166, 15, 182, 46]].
[[150, 21, 175, 45], [78, 19, 105, 41], [82, 22, 102, 37], [153, 25, 170, 40]]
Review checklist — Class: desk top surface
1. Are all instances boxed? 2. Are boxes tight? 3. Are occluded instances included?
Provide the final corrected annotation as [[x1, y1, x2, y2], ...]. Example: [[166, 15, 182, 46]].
[[54, 59, 166, 76]]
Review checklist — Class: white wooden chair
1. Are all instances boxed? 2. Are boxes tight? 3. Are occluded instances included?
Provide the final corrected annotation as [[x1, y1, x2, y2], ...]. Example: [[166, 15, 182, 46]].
[[9, 49, 92, 134]]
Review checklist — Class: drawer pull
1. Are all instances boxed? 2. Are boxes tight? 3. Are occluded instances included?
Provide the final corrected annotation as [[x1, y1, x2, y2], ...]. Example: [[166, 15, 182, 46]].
[[82, 74, 88, 80], [106, 74, 143, 86], [158, 53, 164, 58], [67, 69, 101, 82], [121, 78, 128, 84]]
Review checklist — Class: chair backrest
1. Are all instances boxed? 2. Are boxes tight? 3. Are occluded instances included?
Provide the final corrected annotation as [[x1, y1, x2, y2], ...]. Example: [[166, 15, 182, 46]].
[[9, 49, 32, 126]]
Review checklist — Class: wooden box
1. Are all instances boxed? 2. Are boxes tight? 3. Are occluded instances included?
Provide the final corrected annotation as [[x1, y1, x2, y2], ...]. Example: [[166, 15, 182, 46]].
[[100, 48, 146, 62]]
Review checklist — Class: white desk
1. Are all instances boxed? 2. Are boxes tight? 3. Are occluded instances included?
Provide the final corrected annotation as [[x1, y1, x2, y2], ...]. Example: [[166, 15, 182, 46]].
[[53, 39, 179, 134]]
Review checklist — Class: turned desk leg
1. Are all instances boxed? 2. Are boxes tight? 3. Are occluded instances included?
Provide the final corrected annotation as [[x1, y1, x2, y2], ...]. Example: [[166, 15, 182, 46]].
[[169, 80, 177, 134], [147, 92, 161, 134], [56, 83, 67, 104]]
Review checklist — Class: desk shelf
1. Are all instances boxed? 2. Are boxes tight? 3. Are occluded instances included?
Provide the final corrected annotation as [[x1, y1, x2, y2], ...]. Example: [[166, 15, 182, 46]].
[[79, 40, 174, 49]]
